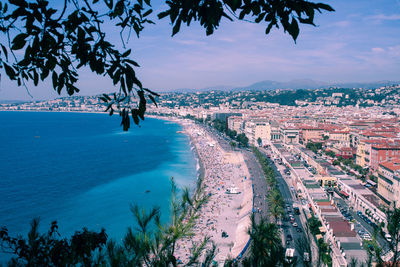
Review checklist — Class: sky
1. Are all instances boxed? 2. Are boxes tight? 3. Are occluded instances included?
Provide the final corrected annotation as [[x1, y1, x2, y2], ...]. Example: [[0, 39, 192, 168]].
[[0, 0, 400, 100]]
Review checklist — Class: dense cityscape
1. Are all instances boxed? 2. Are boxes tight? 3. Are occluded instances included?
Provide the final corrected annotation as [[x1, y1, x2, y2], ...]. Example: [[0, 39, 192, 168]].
[[2, 84, 400, 266]]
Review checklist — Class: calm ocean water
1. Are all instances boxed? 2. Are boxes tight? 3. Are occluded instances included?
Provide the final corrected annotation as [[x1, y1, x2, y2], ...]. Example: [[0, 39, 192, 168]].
[[0, 112, 197, 250]]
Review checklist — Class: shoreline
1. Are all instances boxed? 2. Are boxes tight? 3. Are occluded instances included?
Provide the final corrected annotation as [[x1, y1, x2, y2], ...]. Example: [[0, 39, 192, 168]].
[[147, 115, 205, 193], [158, 116, 252, 264]]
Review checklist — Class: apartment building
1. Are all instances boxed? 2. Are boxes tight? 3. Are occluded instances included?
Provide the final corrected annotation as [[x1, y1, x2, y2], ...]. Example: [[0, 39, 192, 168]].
[[370, 142, 400, 171], [328, 130, 350, 147], [377, 159, 400, 208], [300, 126, 324, 143], [244, 120, 270, 146], [227, 116, 244, 134], [279, 127, 300, 144]]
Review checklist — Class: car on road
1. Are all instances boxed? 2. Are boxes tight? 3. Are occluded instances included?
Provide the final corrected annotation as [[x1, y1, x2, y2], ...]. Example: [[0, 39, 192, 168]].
[[385, 233, 392, 242], [286, 234, 293, 241], [367, 244, 374, 252], [293, 207, 300, 215], [362, 233, 372, 241], [296, 228, 302, 233], [292, 222, 298, 227]]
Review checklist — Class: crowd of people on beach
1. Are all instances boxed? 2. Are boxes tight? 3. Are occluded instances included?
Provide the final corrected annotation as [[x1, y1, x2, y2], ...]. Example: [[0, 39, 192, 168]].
[[175, 122, 252, 264]]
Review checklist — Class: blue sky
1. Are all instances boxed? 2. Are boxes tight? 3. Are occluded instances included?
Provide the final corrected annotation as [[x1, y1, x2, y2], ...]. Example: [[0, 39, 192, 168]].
[[1, 0, 400, 100]]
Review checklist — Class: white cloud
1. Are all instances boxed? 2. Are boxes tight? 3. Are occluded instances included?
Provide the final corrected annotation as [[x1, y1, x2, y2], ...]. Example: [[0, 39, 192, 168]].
[[175, 39, 207, 45], [371, 47, 385, 53], [368, 14, 400, 21], [217, 37, 236, 43], [332, 20, 351, 27], [388, 45, 400, 56]]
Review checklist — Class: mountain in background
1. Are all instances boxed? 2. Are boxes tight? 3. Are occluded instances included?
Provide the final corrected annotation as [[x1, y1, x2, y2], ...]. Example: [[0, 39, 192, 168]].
[[0, 100, 26, 104], [173, 79, 399, 92]]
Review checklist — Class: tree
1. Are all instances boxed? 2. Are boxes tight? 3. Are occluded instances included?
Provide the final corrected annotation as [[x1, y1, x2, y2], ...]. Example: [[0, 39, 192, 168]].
[[317, 238, 331, 267], [257, 137, 262, 147], [242, 215, 285, 267], [229, 141, 237, 148], [373, 207, 400, 267], [0, 0, 334, 130], [0, 219, 108, 266], [325, 150, 335, 158], [1, 180, 218, 266], [267, 189, 285, 222], [307, 215, 321, 236], [236, 133, 249, 147]]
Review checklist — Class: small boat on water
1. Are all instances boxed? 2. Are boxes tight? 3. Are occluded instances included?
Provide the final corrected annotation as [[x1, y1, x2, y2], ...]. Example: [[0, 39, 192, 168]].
[[145, 190, 151, 193]]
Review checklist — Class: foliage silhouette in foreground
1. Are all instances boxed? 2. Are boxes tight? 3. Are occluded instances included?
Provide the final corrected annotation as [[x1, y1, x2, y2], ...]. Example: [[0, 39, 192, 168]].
[[0, 180, 216, 266], [0, 0, 334, 130]]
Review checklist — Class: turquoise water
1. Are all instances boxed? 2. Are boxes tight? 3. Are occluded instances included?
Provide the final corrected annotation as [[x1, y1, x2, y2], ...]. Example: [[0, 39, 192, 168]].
[[0, 112, 197, 248]]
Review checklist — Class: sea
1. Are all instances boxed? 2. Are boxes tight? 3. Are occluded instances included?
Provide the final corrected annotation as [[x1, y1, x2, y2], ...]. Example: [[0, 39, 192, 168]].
[[0, 111, 198, 260]]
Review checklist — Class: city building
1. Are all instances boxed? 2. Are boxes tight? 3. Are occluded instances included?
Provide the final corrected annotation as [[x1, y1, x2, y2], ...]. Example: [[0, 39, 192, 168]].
[[377, 159, 400, 208], [370, 142, 400, 171]]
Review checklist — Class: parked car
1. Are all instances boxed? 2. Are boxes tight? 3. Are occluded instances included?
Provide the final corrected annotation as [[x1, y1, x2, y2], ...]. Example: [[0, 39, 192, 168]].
[[385, 233, 392, 242], [287, 234, 293, 241], [363, 233, 372, 240], [293, 222, 298, 227]]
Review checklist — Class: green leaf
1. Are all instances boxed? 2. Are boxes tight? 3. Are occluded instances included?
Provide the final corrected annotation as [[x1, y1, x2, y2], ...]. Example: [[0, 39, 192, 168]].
[[157, 10, 169, 19], [122, 49, 131, 57], [104, 0, 113, 9], [125, 59, 140, 67], [144, 88, 160, 97], [1, 44, 8, 61], [148, 94, 158, 107], [255, 12, 265, 23], [290, 17, 299, 41], [143, 9, 152, 17], [3, 63, 16, 79], [172, 17, 181, 36], [31, 70, 39, 86], [103, 93, 111, 101], [131, 109, 139, 125], [114, 0, 124, 16], [265, 22, 274, 35], [52, 72, 58, 89], [316, 3, 335, 12], [11, 33, 27, 50]]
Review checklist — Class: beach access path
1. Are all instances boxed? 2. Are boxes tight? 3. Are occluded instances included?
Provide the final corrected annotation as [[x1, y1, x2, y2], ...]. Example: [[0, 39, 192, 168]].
[[174, 120, 253, 264]]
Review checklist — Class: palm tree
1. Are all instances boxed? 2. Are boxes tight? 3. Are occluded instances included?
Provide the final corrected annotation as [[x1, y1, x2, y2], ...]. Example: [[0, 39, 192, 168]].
[[267, 189, 285, 222], [317, 238, 332, 267], [241, 215, 284, 266], [1, 179, 217, 266]]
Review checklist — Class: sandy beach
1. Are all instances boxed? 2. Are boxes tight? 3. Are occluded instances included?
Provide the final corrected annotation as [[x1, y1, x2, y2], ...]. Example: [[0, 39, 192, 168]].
[[171, 119, 253, 265]]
